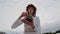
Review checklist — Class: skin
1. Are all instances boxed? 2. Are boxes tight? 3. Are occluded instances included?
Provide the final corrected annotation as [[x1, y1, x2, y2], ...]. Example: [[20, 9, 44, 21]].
[[19, 7, 35, 32]]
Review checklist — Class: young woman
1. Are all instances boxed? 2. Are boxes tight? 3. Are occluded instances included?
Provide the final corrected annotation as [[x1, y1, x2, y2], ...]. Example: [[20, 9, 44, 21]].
[[19, 4, 40, 34], [12, 4, 41, 34]]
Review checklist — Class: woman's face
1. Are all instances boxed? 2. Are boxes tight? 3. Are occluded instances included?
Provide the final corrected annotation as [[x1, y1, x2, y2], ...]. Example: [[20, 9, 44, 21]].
[[28, 7, 34, 15]]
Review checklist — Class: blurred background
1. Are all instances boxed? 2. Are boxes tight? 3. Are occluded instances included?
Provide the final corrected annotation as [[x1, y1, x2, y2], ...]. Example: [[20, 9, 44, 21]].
[[0, 0, 60, 34]]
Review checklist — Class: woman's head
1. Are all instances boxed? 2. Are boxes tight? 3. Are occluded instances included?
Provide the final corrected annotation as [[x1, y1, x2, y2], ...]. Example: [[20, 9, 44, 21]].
[[26, 4, 37, 17]]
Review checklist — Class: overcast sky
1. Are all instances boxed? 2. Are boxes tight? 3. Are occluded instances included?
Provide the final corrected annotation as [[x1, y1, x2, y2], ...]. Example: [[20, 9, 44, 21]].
[[0, 0, 60, 33]]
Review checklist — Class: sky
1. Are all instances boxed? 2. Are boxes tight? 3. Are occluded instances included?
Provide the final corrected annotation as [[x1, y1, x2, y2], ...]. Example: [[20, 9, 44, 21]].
[[0, 0, 60, 33]]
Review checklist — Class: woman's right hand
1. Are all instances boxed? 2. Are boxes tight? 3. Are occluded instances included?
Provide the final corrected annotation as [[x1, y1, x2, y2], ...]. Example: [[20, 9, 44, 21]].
[[22, 12, 27, 16], [19, 12, 27, 19]]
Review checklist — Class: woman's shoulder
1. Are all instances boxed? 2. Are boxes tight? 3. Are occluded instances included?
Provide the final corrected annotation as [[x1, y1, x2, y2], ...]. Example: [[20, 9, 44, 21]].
[[33, 16, 39, 19], [33, 16, 39, 18]]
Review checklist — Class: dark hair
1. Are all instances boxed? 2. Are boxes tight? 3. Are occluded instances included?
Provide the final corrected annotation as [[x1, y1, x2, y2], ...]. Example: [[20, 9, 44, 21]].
[[26, 4, 37, 17]]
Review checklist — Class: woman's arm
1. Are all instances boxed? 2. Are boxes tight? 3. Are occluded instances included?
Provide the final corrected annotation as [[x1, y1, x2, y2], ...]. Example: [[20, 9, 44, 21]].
[[18, 12, 35, 29], [18, 12, 35, 28], [21, 19, 35, 29]]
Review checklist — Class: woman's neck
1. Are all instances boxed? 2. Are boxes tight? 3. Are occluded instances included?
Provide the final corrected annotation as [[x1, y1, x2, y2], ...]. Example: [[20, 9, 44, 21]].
[[28, 14, 33, 16], [27, 12, 33, 16]]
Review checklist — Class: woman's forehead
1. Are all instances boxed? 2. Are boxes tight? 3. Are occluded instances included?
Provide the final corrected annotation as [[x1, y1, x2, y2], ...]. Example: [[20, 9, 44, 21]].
[[28, 7, 34, 9]]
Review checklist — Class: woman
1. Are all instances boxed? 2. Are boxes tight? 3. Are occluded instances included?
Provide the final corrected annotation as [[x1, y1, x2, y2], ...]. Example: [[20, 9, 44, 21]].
[[19, 4, 41, 34], [12, 4, 41, 34]]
